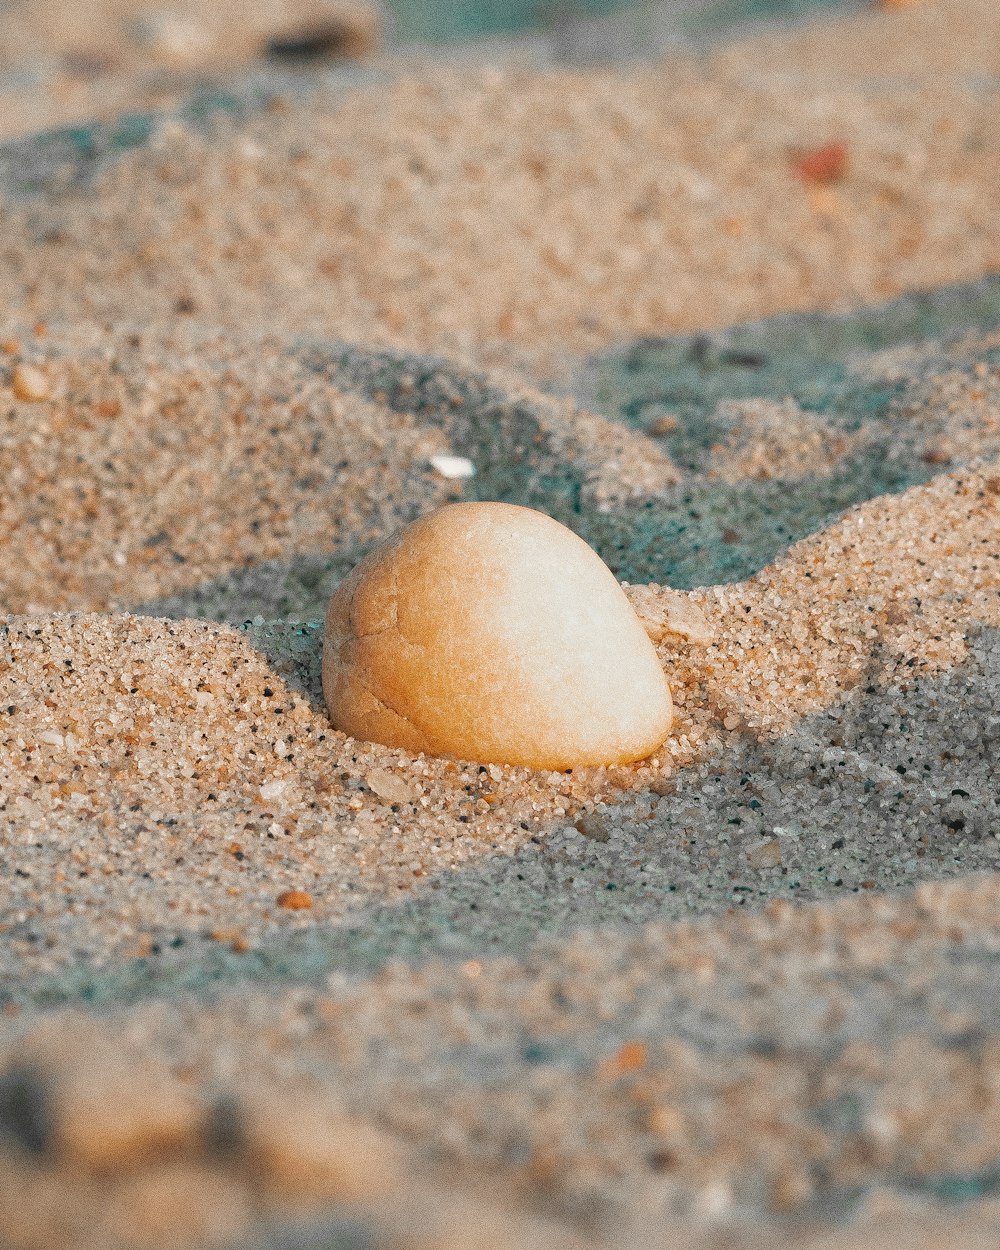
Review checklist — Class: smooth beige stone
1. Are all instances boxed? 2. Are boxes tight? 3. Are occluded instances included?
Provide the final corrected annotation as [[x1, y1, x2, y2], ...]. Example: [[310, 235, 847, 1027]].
[[11, 362, 50, 402], [323, 502, 673, 768]]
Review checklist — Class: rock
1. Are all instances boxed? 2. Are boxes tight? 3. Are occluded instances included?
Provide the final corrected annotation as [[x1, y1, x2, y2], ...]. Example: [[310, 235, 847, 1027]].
[[793, 140, 849, 185], [323, 503, 673, 768], [574, 811, 610, 841], [646, 412, 679, 437], [2, 1016, 201, 1172], [239, 1097, 396, 1199], [276, 889, 313, 910], [624, 584, 714, 646], [11, 363, 51, 403], [98, 1165, 249, 1249]]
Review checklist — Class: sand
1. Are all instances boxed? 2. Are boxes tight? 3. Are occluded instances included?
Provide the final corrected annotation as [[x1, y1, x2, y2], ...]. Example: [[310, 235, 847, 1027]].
[[1, 0, 999, 1246], [1, 0, 999, 378]]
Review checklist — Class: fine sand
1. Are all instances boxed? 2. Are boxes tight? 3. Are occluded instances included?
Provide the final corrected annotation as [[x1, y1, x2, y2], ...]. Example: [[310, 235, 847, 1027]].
[[1, 1, 999, 1247]]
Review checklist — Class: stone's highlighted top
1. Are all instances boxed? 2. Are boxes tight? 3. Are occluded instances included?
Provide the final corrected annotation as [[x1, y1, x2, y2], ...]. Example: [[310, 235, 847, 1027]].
[[322, 502, 673, 769]]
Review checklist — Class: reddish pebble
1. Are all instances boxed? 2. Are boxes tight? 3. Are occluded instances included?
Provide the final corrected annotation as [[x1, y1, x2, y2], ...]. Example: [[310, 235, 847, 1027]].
[[794, 141, 849, 185], [599, 1040, 648, 1078], [277, 889, 313, 910]]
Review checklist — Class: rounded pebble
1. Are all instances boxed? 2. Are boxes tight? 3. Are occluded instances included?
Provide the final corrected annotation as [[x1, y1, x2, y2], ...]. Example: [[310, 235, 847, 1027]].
[[322, 502, 673, 768], [276, 890, 313, 911], [11, 363, 51, 403]]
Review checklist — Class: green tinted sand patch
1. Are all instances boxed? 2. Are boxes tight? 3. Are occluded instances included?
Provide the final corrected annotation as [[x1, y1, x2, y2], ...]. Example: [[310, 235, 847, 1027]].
[[578, 278, 1000, 586], [681, 0, 855, 35], [6, 329, 667, 624], [143, 306, 1000, 623]]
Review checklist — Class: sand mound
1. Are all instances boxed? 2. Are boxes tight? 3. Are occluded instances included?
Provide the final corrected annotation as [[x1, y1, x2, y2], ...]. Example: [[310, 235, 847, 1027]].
[[0, 326, 676, 616], [1, 436, 997, 984], [4, 875, 1000, 1250]]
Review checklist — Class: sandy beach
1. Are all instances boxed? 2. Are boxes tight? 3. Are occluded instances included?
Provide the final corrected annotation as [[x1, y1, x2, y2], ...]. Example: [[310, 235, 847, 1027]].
[[1, 0, 999, 1246]]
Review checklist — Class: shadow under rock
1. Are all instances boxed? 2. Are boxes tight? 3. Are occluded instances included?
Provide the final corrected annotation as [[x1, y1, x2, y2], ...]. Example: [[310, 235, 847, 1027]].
[[22, 626, 1000, 1011], [133, 337, 637, 622], [134, 338, 676, 623]]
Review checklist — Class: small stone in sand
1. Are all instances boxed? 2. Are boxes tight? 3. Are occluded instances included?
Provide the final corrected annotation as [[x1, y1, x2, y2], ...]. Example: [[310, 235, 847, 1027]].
[[276, 890, 313, 911], [365, 768, 416, 805], [323, 503, 673, 768], [646, 413, 679, 437], [793, 141, 849, 185], [747, 838, 783, 870], [11, 363, 50, 402]]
